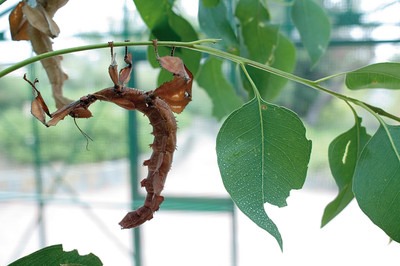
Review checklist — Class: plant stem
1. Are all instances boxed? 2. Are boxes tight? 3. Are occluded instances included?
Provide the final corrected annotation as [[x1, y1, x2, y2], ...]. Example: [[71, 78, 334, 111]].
[[239, 63, 262, 100], [0, 39, 219, 78], [2, 38, 400, 123], [189, 44, 348, 99], [313, 72, 347, 83], [187, 44, 400, 122]]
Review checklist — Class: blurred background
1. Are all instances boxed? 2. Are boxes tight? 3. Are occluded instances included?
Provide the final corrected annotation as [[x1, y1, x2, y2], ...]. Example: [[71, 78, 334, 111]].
[[0, 0, 400, 265]]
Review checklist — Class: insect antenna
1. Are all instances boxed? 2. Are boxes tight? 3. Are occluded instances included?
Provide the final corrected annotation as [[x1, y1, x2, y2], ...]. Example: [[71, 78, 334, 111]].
[[73, 117, 93, 150]]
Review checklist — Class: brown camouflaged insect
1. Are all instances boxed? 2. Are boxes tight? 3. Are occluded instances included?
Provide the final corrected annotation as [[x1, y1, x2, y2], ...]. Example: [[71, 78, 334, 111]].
[[25, 40, 193, 228]]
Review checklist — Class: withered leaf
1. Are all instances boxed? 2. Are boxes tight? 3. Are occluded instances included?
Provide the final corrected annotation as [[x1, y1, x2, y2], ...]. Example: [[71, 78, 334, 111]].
[[11, 0, 71, 108], [22, 2, 60, 38], [40, 0, 69, 17], [28, 25, 71, 108], [9, 1, 29, 41]]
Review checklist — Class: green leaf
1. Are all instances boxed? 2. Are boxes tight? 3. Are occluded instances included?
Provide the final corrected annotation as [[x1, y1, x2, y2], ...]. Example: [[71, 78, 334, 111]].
[[235, 0, 270, 25], [345, 62, 400, 90], [291, 0, 331, 65], [132, 0, 173, 30], [8, 244, 102, 266], [133, 0, 201, 79], [198, 0, 239, 54], [235, 0, 273, 62], [236, 0, 296, 99], [353, 124, 400, 242], [216, 97, 312, 249], [201, 0, 220, 7], [245, 33, 296, 100], [197, 57, 243, 120], [321, 116, 371, 227]]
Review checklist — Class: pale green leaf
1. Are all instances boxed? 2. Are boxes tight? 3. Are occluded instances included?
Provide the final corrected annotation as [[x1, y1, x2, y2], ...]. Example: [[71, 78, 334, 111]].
[[235, 0, 274, 62], [236, 0, 296, 99], [345, 62, 400, 90], [321, 117, 370, 227], [291, 0, 331, 65], [202, 0, 220, 7], [134, 0, 201, 80], [216, 97, 311, 249], [198, 0, 239, 53], [197, 57, 243, 120], [245, 33, 296, 100], [235, 0, 270, 24], [353, 124, 400, 242]]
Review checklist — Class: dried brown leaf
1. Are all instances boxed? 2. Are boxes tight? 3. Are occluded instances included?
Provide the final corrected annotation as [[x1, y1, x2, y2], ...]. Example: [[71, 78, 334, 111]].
[[28, 25, 71, 108], [39, 0, 69, 17], [9, 1, 29, 41], [22, 3, 60, 37], [11, 0, 71, 108]]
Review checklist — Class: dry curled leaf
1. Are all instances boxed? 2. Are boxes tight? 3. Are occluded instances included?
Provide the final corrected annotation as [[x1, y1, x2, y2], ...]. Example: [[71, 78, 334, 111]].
[[39, 0, 69, 17], [10, 0, 71, 108], [22, 3, 60, 38], [9, 0, 68, 40], [9, 1, 29, 41], [28, 25, 71, 108]]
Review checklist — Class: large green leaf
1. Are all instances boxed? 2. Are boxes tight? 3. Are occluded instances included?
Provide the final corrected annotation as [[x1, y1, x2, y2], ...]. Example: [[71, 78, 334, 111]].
[[353, 124, 400, 242], [321, 116, 371, 227], [216, 97, 312, 249], [197, 57, 243, 120], [9, 244, 102, 266], [198, 0, 239, 54], [345, 62, 400, 90], [291, 0, 330, 65]]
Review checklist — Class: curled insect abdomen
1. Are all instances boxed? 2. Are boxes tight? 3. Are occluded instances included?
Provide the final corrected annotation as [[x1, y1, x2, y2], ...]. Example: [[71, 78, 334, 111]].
[[97, 89, 178, 229]]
